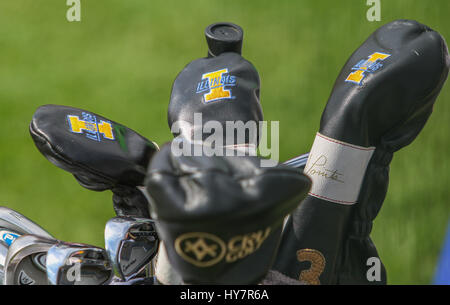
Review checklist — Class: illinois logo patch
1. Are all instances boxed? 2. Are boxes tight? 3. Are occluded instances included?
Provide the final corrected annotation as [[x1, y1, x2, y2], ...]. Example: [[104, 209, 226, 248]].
[[196, 68, 236, 103], [67, 112, 114, 141], [345, 52, 391, 85]]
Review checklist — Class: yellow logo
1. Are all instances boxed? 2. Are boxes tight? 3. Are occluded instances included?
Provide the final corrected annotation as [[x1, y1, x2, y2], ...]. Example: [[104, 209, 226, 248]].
[[175, 227, 271, 267], [196, 68, 236, 103], [345, 52, 391, 85], [67, 113, 114, 141]]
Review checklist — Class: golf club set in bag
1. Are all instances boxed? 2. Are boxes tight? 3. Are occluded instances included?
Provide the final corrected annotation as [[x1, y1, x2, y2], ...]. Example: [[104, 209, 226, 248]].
[[0, 206, 158, 285], [2, 19, 449, 285]]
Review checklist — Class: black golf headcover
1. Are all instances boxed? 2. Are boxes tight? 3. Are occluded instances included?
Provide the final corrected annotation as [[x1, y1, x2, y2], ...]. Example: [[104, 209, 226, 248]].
[[145, 143, 311, 284], [168, 51, 263, 148], [30, 104, 159, 217], [273, 19, 449, 284]]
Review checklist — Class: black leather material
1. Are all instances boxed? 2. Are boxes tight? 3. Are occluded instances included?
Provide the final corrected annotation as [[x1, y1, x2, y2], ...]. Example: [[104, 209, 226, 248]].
[[30, 104, 159, 217], [145, 143, 311, 284], [168, 52, 263, 145], [320, 19, 449, 148], [273, 20, 449, 284]]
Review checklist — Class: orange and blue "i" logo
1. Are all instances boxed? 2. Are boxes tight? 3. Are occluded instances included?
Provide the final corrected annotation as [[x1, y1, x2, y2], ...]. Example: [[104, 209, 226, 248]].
[[67, 112, 115, 141], [196, 68, 236, 103], [346, 52, 391, 85]]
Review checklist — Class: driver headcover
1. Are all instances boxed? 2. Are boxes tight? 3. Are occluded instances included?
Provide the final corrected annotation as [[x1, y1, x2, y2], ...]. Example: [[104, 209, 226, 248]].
[[273, 19, 449, 284]]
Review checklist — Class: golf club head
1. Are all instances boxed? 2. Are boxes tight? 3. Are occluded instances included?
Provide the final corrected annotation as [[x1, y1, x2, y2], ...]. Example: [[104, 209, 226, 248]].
[[104, 216, 159, 281], [0, 207, 53, 239], [0, 246, 6, 284], [205, 22, 243, 57], [4, 234, 56, 285], [46, 241, 113, 285], [0, 229, 21, 284]]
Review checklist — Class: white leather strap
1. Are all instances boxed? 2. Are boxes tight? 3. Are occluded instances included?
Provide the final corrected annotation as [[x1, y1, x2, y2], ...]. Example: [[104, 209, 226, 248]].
[[304, 133, 375, 205]]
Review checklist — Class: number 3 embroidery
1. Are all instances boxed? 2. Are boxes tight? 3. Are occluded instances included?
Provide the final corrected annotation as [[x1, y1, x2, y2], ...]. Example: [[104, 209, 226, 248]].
[[297, 249, 326, 285]]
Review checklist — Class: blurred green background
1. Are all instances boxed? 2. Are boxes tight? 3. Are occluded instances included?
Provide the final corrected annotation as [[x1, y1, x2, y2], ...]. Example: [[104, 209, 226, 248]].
[[0, 0, 448, 284]]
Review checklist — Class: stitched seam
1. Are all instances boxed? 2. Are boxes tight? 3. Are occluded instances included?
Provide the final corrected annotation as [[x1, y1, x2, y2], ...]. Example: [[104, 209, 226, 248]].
[[316, 133, 375, 151]]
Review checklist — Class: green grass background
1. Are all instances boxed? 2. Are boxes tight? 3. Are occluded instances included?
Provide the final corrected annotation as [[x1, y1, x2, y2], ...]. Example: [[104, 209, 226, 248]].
[[0, 0, 448, 284]]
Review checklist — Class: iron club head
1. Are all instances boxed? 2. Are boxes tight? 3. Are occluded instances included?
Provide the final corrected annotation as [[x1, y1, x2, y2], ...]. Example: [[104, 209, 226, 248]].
[[0, 207, 55, 285], [4, 234, 56, 285], [104, 216, 159, 281], [46, 241, 114, 285]]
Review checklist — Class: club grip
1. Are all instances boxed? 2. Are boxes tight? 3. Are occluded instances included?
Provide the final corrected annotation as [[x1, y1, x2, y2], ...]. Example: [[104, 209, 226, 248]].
[[205, 22, 243, 57]]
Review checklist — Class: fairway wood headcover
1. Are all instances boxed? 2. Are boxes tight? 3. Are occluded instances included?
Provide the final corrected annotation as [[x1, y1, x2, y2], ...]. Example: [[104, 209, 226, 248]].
[[168, 51, 263, 149], [145, 144, 311, 284], [30, 105, 159, 217], [273, 19, 449, 284]]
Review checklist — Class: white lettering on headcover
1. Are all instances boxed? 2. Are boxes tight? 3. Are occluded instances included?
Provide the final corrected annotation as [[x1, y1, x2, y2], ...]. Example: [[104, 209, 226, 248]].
[[304, 133, 375, 205]]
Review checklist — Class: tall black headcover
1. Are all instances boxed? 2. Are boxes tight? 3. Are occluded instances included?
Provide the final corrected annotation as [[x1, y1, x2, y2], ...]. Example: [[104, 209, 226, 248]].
[[30, 105, 159, 217], [273, 19, 449, 284]]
